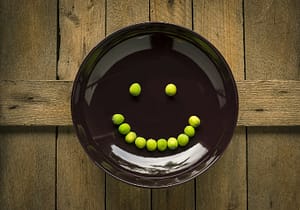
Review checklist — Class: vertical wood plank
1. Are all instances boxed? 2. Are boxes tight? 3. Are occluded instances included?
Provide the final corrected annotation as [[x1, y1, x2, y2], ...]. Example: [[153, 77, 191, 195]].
[[247, 127, 300, 210], [0, 0, 56, 209], [105, 1, 151, 210], [0, 1, 57, 80], [193, 0, 247, 209], [106, 0, 149, 33], [245, 0, 300, 209], [152, 180, 195, 210], [106, 180, 151, 210], [194, 0, 244, 75], [150, 0, 192, 28], [58, 0, 106, 81], [195, 128, 246, 210], [245, 0, 299, 80], [57, 0, 106, 210], [150, 1, 195, 209]]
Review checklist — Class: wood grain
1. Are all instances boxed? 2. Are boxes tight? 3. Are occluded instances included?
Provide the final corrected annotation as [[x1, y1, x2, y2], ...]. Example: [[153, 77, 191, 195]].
[[106, 0, 149, 33], [150, 0, 192, 28], [245, 0, 300, 209], [248, 127, 300, 210], [193, 0, 246, 209], [193, 0, 244, 75], [106, 179, 151, 210], [57, 127, 105, 210], [150, 1, 195, 209], [57, 0, 106, 209], [196, 127, 246, 210], [0, 1, 298, 209], [105, 1, 151, 210], [0, 80, 299, 127], [238, 80, 300, 126], [58, 0, 105, 81], [245, 0, 300, 80], [152, 180, 195, 210], [0, 0, 56, 209], [0, 80, 72, 126]]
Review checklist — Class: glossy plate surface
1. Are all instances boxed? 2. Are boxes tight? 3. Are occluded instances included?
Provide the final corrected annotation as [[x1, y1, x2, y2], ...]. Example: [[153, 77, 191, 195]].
[[71, 22, 238, 188]]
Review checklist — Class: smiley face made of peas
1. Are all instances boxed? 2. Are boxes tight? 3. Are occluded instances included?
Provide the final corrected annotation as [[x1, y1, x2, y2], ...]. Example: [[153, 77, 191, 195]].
[[112, 82, 201, 152]]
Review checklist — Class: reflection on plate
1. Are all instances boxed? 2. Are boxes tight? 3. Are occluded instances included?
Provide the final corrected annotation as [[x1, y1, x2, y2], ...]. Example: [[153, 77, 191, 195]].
[[71, 22, 238, 188]]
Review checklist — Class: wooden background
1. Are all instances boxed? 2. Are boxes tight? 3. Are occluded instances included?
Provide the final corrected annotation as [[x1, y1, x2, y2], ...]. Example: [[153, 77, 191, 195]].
[[0, 0, 299, 210]]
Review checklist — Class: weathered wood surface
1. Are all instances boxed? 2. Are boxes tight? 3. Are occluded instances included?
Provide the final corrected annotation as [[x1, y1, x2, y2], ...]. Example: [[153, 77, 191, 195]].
[[0, 80, 299, 126], [0, 0, 57, 209], [150, 1, 195, 209], [193, 0, 246, 209], [105, 1, 151, 210], [196, 127, 246, 210], [152, 180, 195, 210], [57, 0, 106, 209], [150, 0, 192, 28], [239, 80, 300, 126], [245, 0, 300, 209], [0, 0, 299, 209]]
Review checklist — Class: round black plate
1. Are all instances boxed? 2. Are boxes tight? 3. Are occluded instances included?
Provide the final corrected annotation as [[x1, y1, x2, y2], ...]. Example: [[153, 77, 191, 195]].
[[71, 22, 238, 188]]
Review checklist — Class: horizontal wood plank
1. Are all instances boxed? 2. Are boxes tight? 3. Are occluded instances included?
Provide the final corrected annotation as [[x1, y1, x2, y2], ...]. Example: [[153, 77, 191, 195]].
[[0, 80, 299, 126], [238, 80, 300, 126]]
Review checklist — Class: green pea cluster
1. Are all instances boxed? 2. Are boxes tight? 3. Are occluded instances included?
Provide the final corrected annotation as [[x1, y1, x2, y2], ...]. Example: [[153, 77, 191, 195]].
[[111, 83, 201, 152], [129, 82, 177, 97], [112, 113, 201, 152]]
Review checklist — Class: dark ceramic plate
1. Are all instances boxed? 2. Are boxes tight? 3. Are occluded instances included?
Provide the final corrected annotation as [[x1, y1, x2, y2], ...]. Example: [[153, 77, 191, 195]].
[[71, 22, 238, 188]]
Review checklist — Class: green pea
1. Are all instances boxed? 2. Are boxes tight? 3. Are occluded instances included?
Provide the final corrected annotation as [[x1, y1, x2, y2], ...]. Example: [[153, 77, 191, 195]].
[[188, 115, 201, 128], [184, 125, 195, 137], [118, 123, 131, 135], [165, 83, 177, 96], [146, 139, 157, 151], [167, 137, 178, 150], [177, 133, 189, 147], [129, 83, 141, 96], [135, 137, 146, 149], [157, 138, 168, 152], [125, 131, 137, 143], [112, 113, 125, 125]]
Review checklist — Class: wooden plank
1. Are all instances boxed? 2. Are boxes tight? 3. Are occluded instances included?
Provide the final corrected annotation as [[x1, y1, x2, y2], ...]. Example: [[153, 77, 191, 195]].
[[57, 127, 105, 210], [0, 80, 299, 127], [238, 80, 300, 126], [0, 0, 56, 209], [193, 0, 246, 209], [196, 127, 246, 210], [150, 0, 192, 28], [57, 0, 106, 209], [245, 0, 300, 209], [150, 1, 195, 209], [245, 0, 299, 80], [0, 80, 72, 126], [248, 127, 300, 210], [106, 179, 151, 210], [194, 0, 244, 74], [105, 1, 151, 210], [152, 180, 195, 210], [58, 0, 105, 81], [107, 0, 149, 33]]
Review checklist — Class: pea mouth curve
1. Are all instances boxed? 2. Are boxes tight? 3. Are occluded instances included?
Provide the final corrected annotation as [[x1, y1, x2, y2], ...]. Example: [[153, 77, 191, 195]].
[[112, 113, 201, 152]]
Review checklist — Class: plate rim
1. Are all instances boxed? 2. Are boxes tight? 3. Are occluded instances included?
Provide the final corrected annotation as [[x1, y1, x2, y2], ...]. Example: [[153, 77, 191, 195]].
[[71, 22, 239, 188]]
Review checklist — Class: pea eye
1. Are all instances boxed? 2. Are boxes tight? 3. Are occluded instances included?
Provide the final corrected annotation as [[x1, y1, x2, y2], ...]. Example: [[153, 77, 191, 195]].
[[165, 83, 177, 96], [129, 83, 141, 96]]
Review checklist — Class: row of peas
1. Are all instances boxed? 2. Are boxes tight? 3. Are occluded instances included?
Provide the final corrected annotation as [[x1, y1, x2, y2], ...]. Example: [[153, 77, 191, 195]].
[[129, 82, 177, 97], [112, 113, 201, 152]]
